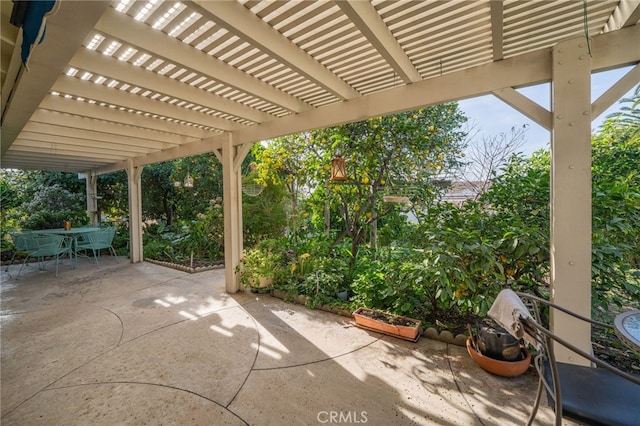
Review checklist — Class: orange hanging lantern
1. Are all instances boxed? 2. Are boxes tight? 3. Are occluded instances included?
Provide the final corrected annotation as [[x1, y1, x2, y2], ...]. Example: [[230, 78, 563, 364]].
[[330, 155, 347, 181]]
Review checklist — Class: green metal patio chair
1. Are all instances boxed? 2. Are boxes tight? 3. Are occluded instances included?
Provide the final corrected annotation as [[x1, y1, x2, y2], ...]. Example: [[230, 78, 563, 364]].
[[18, 233, 72, 277], [5, 231, 35, 272], [76, 227, 117, 268]]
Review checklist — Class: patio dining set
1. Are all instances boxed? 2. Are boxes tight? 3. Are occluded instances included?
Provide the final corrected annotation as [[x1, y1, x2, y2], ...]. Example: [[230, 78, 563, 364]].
[[4, 226, 117, 277]]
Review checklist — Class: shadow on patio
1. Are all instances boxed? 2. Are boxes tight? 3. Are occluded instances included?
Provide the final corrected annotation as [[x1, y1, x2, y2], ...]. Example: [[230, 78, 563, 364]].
[[1, 260, 567, 425]]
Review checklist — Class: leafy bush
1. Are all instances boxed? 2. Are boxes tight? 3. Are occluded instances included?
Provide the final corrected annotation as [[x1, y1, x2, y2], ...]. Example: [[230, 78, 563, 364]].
[[143, 237, 174, 261], [242, 170, 288, 247], [350, 262, 388, 309], [590, 123, 640, 311], [301, 254, 350, 307], [111, 224, 129, 256], [178, 197, 225, 260], [142, 196, 225, 264], [20, 185, 89, 230]]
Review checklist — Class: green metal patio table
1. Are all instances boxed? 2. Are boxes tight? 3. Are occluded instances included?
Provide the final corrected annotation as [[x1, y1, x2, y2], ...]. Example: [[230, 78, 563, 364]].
[[36, 227, 101, 268]]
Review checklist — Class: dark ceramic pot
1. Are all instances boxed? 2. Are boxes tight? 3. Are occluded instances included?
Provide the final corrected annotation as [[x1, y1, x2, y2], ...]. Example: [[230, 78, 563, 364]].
[[475, 318, 521, 361]]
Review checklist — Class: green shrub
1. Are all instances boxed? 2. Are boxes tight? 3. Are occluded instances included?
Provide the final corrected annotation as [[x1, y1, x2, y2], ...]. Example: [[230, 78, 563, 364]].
[[20, 185, 89, 230], [143, 236, 174, 261]]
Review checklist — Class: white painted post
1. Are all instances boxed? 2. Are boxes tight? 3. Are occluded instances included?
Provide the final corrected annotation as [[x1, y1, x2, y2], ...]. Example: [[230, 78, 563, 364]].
[[222, 134, 242, 292], [126, 160, 144, 263], [550, 37, 592, 365]]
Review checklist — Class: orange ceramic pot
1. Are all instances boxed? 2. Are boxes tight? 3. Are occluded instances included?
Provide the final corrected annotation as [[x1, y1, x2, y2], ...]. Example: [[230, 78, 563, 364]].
[[466, 337, 531, 377]]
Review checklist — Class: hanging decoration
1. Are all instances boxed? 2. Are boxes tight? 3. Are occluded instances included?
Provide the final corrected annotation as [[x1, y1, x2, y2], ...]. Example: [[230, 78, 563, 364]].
[[242, 182, 264, 197], [173, 170, 194, 188], [330, 155, 347, 181], [183, 171, 194, 188]]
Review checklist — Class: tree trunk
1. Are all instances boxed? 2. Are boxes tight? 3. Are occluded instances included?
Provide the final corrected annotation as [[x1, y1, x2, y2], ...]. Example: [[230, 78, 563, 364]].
[[370, 210, 377, 251], [324, 183, 331, 237], [164, 191, 173, 226], [350, 228, 365, 268], [291, 191, 298, 246]]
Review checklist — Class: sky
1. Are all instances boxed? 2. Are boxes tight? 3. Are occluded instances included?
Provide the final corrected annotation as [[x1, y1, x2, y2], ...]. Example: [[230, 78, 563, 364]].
[[457, 66, 636, 156]]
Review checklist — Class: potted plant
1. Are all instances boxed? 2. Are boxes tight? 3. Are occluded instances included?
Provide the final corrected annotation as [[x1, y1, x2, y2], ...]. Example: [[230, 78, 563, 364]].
[[352, 307, 422, 342], [466, 336, 531, 377], [238, 247, 279, 292], [466, 318, 531, 377]]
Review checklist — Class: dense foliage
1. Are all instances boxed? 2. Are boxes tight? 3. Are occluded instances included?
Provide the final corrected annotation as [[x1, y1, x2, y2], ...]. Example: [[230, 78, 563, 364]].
[[1, 171, 91, 248], [20, 185, 90, 230], [254, 105, 468, 262], [590, 110, 640, 313], [240, 95, 639, 329]]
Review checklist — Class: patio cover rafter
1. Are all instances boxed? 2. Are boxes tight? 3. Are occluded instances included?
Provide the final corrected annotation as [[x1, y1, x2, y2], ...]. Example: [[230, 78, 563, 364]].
[[69, 49, 275, 125], [94, 7, 310, 114], [190, 0, 360, 100], [604, 0, 640, 31], [336, 0, 421, 83], [22, 122, 179, 153], [37, 96, 211, 140], [51, 76, 233, 131], [490, 0, 504, 61], [28, 110, 193, 148]]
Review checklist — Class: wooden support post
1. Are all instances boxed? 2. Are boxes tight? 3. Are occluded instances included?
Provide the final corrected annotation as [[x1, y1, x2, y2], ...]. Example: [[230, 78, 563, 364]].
[[222, 133, 246, 292], [550, 37, 592, 365], [126, 160, 144, 263]]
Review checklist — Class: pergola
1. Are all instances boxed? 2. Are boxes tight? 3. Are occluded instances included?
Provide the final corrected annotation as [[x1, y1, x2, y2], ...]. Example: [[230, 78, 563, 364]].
[[1, 0, 639, 364]]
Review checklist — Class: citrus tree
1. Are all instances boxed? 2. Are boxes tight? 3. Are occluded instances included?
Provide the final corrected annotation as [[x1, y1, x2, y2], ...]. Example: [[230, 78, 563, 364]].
[[307, 105, 468, 261], [253, 105, 468, 263], [253, 134, 316, 246]]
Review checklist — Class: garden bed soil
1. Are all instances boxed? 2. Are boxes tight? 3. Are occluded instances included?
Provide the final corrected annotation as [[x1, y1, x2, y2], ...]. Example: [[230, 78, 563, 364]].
[[143, 258, 224, 273], [357, 308, 419, 327], [593, 331, 640, 376], [353, 307, 422, 342]]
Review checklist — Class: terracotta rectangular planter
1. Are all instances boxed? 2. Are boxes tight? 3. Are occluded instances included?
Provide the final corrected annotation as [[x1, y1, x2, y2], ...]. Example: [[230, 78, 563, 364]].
[[352, 307, 422, 342]]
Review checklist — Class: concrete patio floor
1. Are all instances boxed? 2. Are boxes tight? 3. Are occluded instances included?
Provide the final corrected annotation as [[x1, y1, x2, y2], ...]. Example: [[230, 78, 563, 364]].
[[1, 258, 563, 425]]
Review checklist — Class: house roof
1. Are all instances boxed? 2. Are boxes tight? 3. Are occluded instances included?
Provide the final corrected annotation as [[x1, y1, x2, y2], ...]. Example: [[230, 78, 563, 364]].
[[1, 0, 639, 173]]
